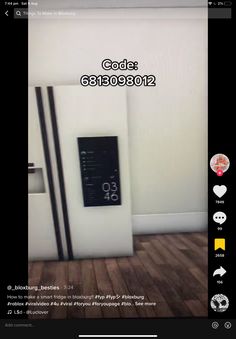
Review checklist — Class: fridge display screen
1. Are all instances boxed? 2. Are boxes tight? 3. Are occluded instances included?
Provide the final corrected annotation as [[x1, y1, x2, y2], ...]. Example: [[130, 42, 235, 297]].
[[78, 136, 121, 207]]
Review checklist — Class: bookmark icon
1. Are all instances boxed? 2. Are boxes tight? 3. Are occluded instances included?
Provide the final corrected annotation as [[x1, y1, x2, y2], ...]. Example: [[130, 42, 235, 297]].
[[214, 238, 225, 251]]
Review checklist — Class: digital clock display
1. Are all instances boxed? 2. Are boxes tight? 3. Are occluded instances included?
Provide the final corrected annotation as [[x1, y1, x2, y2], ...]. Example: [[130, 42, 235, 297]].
[[77, 136, 121, 207]]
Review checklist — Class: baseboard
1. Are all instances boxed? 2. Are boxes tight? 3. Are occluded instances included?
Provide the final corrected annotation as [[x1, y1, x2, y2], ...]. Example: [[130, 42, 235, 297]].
[[132, 212, 208, 234]]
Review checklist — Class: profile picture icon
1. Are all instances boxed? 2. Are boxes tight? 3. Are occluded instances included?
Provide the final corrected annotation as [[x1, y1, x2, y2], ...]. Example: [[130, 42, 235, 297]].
[[210, 294, 229, 313], [210, 154, 230, 176]]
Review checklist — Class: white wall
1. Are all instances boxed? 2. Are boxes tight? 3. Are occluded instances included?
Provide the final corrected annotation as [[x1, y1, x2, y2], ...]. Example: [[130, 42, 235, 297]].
[[53, 86, 133, 258], [29, 8, 208, 233]]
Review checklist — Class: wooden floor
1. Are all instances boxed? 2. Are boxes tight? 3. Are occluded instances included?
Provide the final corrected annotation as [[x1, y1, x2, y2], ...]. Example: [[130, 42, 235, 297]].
[[28, 232, 208, 319]]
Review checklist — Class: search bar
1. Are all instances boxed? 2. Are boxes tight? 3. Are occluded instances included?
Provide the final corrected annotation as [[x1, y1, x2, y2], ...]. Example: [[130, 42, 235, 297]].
[[14, 8, 76, 19], [14, 8, 28, 19]]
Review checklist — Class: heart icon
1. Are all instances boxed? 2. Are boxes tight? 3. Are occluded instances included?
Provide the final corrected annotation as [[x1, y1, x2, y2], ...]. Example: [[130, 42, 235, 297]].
[[213, 185, 227, 198]]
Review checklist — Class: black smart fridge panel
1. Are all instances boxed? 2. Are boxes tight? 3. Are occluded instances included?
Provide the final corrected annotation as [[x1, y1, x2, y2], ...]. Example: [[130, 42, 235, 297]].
[[78, 136, 121, 207]]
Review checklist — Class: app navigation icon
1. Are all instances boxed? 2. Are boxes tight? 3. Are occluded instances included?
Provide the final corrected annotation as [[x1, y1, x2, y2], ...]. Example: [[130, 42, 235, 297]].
[[213, 212, 227, 225], [213, 185, 227, 198], [213, 266, 226, 277], [214, 239, 225, 251]]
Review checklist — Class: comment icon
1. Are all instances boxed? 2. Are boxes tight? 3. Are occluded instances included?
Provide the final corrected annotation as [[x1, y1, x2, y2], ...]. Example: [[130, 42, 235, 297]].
[[213, 212, 227, 225]]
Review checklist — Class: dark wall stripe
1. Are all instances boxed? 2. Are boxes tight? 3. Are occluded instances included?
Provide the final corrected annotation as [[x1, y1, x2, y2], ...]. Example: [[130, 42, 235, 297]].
[[47, 86, 74, 260], [35, 87, 64, 261]]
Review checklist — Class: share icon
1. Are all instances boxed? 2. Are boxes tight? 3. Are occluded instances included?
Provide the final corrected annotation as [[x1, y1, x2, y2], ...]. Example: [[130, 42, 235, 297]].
[[213, 266, 226, 277]]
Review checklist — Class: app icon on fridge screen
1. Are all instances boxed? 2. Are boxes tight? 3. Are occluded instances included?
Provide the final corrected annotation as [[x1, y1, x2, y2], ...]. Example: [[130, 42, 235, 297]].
[[210, 294, 229, 312], [214, 238, 225, 251], [213, 185, 227, 198], [213, 266, 227, 277], [213, 212, 227, 225], [210, 154, 230, 176]]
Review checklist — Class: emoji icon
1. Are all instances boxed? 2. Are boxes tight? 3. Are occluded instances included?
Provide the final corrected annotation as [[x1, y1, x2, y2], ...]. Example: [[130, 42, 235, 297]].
[[213, 211, 227, 225], [213, 185, 227, 198], [210, 154, 230, 175], [214, 238, 225, 251], [213, 266, 226, 277], [210, 294, 229, 312], [224, 322, 232, 330]]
